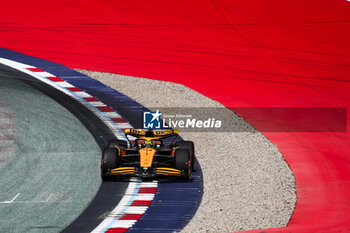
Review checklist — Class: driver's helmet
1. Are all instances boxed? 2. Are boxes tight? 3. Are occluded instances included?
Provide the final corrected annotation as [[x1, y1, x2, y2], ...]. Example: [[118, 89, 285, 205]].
[[149, 140, 155, 148], [136, 139, 162, 149]]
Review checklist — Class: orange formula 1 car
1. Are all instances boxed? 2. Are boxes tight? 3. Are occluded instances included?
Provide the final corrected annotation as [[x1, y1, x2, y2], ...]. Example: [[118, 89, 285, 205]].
[[101, 129, 195, 180]]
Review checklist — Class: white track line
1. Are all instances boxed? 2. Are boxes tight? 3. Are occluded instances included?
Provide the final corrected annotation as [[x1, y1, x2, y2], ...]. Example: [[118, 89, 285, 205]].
[[0, 193, 20, 204]]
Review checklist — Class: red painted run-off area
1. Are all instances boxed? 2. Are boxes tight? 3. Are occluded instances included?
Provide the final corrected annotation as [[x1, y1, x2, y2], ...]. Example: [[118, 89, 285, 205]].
[[1, 0, 350, 232]]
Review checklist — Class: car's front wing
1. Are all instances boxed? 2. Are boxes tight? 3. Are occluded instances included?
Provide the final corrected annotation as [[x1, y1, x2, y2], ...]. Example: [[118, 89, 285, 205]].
[[109, 166, 182, 177]]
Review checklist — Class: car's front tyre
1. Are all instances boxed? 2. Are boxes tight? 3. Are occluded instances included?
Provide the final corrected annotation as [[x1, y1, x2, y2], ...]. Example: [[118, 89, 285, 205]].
[[176, 141, 195, 171], [101, 148, 119, 181], [175, 149, 192, 180]]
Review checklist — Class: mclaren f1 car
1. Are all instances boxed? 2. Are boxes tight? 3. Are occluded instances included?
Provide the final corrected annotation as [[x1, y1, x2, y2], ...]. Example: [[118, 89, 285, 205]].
[[101, 129, 195, 180]]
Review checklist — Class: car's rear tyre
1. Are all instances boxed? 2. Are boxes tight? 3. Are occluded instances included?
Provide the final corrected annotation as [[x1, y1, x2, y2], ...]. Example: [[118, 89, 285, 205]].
[[108, 139, 127, 149], [175, 149, 191, 180], [176, 141, 195, 171], [101, 148, 119, 181]]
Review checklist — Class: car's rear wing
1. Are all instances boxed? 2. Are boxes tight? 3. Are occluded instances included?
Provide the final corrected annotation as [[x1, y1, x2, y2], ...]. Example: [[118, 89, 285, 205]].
[[124, 128, 179, 138]]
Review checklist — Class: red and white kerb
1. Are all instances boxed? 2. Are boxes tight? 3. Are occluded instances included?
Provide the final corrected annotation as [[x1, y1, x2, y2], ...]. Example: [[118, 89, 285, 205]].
[[0, 57, 158, 233], [92, 179, 158, 233]]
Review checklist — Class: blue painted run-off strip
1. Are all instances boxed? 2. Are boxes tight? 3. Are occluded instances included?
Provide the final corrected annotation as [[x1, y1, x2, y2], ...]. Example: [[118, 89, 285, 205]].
[[0, 48, 203, 233]]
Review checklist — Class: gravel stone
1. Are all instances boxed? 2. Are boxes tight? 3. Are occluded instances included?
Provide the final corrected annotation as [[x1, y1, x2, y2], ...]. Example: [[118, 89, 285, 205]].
[[77, 70, 296, 233]]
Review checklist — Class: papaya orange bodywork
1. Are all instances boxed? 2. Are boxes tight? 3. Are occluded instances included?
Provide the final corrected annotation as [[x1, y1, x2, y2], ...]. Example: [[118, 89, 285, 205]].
[[139, 148, 156, 168]]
